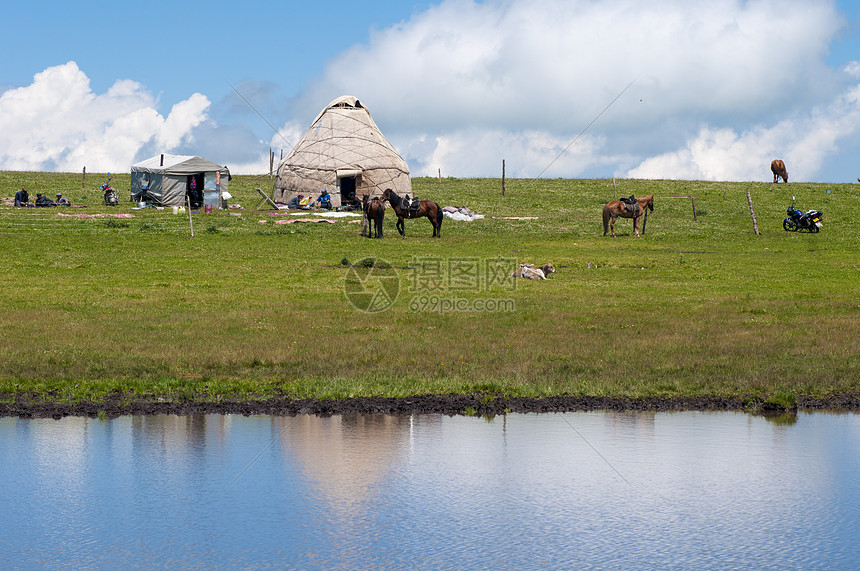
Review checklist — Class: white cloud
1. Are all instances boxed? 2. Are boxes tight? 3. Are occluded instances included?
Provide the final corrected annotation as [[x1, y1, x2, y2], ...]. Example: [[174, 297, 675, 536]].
[[844, 61, 860, 78], [269, 121, 306, 159], [156, 94, 210, 150], [302, 0, 841, 125], [396, 128, 619, 178], [629, 84, 860, 181], [288, 0, 856, 181], [0, 61, 211, 172], [4, 1, 860, 181]]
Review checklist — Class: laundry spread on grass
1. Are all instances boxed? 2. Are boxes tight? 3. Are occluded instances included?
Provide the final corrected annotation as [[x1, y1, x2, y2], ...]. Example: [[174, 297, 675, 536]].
[[267, 211, 362, 218], [442, 206, 484, 222], [273, 218, 336, 224], [57, 213, 135, 218]]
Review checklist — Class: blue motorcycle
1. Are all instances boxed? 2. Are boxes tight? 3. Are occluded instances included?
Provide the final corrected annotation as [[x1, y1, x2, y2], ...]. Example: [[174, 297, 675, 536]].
[[783, 197, 822, 233]]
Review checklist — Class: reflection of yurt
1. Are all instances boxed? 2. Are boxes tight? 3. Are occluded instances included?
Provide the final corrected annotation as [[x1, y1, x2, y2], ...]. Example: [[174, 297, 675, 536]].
[[273, 96, 411, 207], [277, 415, 414, 513]]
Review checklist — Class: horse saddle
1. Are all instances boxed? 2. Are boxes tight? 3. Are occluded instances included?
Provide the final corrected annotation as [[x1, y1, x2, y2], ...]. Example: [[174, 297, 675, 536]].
[[403, 195, 421, 212], [620, 195, 640, 214]]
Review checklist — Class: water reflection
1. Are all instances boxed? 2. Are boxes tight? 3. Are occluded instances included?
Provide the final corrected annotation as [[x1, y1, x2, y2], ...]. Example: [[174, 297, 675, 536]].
[[1, 411, 858, 569], [277, 414, 413, 511], [761, 411, 798, 426]]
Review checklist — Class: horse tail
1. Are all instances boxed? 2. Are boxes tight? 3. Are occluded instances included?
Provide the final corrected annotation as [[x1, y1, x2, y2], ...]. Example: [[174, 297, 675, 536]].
[[602, 205, 610, 234], [375, 202, 384, 228], [435, 202, 443, 226]]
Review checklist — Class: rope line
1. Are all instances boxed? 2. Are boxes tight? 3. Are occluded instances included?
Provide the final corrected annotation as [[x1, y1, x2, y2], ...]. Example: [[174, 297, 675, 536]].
[[528, 78, 637, 185]]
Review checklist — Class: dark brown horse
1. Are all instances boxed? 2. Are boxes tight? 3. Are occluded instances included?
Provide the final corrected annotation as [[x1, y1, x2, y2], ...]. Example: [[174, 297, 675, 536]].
[[602, 194, 654, 237], [362, 194, 385, 238], [381, 188, 443, 238]]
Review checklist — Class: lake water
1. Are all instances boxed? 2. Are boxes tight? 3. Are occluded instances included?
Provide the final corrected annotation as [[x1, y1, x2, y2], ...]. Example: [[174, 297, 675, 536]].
[[1, 411, 858, 569]]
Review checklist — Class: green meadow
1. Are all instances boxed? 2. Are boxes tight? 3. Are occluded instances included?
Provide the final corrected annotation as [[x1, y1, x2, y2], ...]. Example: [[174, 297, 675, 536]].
[[1, 171, 858, 405]]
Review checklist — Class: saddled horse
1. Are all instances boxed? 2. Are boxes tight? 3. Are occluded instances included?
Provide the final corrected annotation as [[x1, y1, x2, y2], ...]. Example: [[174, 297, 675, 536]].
[[381, 188, 443, 238], [362, 194, 385, 238], [602, 194, 654, 237]]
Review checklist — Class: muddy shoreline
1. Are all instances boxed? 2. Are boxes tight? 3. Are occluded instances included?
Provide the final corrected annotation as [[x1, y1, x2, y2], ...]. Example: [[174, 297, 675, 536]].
[[2, 392, 859, 419]]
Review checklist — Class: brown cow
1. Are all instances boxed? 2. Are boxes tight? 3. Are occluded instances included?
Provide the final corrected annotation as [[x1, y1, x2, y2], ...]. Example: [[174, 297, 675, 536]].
[[771, 159, 788, 183]]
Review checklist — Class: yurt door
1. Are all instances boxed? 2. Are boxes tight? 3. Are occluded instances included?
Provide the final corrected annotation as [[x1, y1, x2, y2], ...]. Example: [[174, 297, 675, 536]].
[[337, 175, 357, 206]]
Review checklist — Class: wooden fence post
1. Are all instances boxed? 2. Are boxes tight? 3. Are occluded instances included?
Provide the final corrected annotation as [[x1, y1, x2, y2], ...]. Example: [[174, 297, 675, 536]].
[[746, 188, 760, 235], [187, 195, 194, 238], [502, 159, 506, 196], [437, 168, 441, 183], [82, 167, 86, 190], [690, 196, 698, 221]]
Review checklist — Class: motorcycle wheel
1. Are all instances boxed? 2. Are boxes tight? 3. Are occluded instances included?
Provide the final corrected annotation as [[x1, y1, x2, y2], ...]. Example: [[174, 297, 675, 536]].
[[810, 223, 819, 233], [783, 219, 797, 232]]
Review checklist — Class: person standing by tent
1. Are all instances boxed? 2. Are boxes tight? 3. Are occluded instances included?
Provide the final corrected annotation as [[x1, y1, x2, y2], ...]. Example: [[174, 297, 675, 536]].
[[139, 176, 149, 203], [14, 188, 30, 207], [188, 175, 199, 207]]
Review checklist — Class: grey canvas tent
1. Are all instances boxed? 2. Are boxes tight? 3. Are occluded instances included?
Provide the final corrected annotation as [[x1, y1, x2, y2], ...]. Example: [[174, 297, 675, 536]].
[[273, 96, 411, 207], [130, 154, 230, 208]]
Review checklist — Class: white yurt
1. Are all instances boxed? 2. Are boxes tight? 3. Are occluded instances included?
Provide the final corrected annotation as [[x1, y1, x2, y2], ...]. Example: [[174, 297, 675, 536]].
[[273, 96, 411, 207]]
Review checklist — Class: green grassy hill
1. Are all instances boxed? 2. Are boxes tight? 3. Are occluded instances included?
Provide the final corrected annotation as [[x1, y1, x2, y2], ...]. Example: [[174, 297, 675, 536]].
[[1, 171, 857, 406]]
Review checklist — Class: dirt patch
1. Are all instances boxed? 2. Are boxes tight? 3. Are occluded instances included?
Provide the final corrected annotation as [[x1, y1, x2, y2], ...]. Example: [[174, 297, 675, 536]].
[[2, 392, 858, 419]]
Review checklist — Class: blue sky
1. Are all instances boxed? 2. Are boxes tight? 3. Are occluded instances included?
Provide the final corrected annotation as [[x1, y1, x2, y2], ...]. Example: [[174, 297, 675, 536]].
[[2, 0, 860, 182]]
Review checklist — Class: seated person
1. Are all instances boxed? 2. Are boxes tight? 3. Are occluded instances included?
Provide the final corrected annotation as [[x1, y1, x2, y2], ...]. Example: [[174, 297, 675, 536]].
[[342, 191, 361, 210], [317, 189, 332, 210], [55, 193, 71, 206], [34, 192, 56, 207], [288, 194, 309, 209], [14, 188, 29, 207]]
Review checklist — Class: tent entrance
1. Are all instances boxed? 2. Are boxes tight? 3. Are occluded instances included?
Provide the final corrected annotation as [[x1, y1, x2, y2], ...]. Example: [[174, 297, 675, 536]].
[[338, 176, 357, 206], [186, 174, 204, 208]]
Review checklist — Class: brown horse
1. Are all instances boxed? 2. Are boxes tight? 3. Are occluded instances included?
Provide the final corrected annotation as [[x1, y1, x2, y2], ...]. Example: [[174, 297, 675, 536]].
[[362, 195, 385, 238], [771, 159, 788, 183], [602, 194, 654, 237], [381, 188, 443, 238]]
